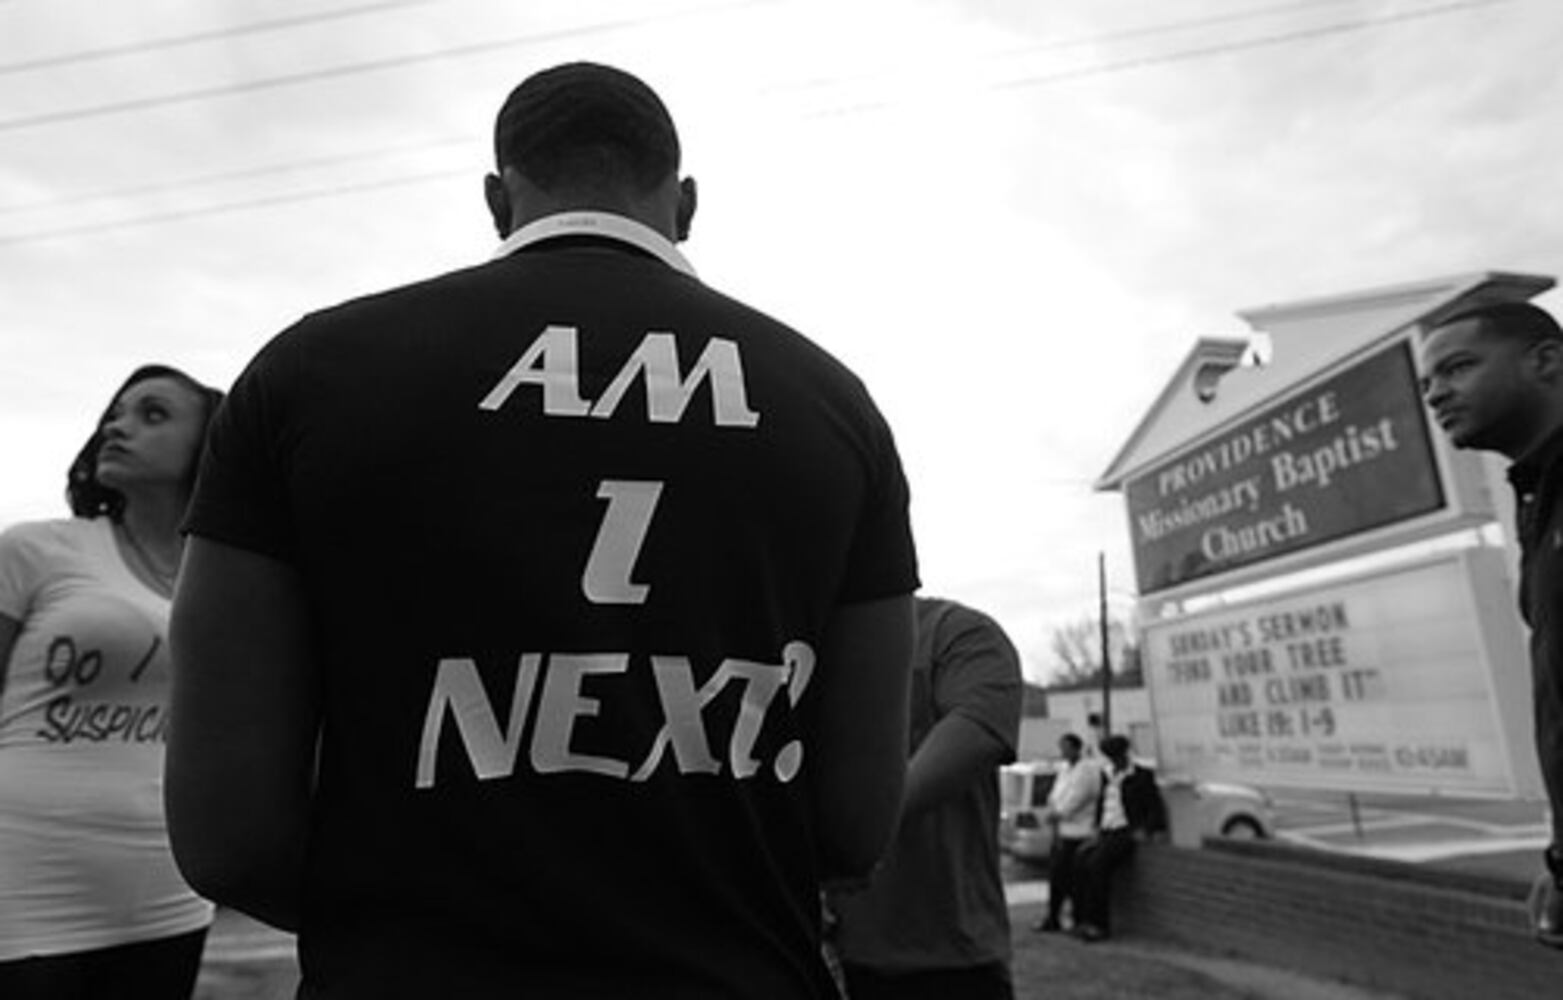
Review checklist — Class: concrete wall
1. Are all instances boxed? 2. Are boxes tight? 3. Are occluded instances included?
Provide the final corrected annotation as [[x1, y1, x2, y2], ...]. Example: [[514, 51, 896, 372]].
[[1114, 840, 1560, 999]]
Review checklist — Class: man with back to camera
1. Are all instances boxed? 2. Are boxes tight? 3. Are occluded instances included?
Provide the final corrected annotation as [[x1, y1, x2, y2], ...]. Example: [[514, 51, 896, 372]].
[[164, 61, 919, 998], [826, 596, 1023, 1000], [1418, 300, 1563, 948], [1031, 732, 1101, 934]]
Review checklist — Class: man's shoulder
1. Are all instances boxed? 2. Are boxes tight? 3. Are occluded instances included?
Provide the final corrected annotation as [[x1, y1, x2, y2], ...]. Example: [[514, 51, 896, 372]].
[[914, 596, 998, 633], [681, 281, 869, 388], [290, 256, 830, 354], [1127, 764, 1160, 788], [298, 260, 502, 328], [249, 255, 882, 431]]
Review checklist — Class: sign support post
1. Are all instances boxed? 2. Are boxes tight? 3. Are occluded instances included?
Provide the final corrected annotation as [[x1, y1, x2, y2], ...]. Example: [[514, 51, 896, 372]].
[[1100, 551, 1112, 737]]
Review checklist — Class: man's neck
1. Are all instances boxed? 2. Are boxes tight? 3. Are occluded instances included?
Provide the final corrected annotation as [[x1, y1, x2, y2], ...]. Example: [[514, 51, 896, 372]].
[[1508, 414, 1563, 465], [507, 196, 675, 243]]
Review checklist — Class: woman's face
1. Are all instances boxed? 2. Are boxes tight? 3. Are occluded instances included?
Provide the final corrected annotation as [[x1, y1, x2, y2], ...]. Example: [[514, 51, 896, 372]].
[[94, 376, 207, 493]]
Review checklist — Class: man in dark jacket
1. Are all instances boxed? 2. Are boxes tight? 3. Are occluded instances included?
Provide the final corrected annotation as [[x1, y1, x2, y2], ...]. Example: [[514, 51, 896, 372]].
[[1070, 734, 1167, 942], [1419, 300, 1563, 948]]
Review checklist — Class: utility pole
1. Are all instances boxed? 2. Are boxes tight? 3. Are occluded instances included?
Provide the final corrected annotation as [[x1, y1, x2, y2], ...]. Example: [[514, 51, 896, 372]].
[[1098, 551, 1112, 736]]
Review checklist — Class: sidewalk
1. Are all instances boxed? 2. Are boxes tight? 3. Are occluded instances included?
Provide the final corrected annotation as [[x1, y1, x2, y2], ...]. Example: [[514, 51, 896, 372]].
[[196, 890, 1407, 999], [1006, 886, 1405, 1000], [1006, 881, 1412, 1000]]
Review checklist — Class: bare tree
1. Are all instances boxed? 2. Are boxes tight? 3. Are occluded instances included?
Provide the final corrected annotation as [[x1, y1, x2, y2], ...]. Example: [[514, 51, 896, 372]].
[[1046, 615, 1137, 688]]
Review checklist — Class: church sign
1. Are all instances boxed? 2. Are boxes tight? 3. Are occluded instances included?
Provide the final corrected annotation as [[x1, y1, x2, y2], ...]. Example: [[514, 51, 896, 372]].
[[1125, 342, 1443, 594], [1144, 554, 1513, 794]]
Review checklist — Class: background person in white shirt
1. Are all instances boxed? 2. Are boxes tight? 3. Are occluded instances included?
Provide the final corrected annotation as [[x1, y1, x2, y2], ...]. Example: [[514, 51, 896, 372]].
[[1031, 733, 1101, 933]]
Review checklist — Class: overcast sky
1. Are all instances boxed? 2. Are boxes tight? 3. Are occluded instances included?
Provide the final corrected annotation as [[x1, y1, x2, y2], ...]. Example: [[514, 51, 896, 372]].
[[3, 0, 1560, 681]]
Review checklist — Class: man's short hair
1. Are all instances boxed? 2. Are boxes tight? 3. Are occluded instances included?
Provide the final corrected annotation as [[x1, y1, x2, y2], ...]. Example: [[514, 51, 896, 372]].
[[1100, 734, 1131, 758], [494, 62, 680, 195], [1059, 733, 1083, 752], [1434, 301, 1563, 348]]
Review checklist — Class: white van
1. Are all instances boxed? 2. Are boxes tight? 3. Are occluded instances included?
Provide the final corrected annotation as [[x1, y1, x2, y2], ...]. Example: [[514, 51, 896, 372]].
[[997, 760, 1275, 862]]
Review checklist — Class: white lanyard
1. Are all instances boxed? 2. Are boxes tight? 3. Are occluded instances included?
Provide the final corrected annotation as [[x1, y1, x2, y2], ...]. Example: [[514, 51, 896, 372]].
[[491, 211, 696, 277]]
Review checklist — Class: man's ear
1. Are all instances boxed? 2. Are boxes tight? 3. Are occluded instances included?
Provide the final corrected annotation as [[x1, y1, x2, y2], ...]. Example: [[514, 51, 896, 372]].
[[675, 176, 697, 242], [484, 172, 511, 239], [1531, 339, 1563, 383]]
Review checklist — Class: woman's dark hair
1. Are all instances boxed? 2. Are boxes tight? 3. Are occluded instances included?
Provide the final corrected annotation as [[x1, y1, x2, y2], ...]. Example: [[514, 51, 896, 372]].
[[66, 364, 225, 520]]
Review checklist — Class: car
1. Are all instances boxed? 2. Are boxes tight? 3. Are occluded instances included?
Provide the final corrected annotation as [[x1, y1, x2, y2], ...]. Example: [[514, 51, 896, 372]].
[[997, 759, 1275, 863]]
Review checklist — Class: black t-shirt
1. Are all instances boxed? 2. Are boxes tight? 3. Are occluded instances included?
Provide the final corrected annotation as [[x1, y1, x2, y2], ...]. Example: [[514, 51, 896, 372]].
[[185, 231, 919, 998]]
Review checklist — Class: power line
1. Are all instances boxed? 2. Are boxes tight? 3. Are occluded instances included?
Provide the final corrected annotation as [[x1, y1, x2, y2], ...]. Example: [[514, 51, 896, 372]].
[[0, 0, 1461, 215], [779, 0, 1370, 95], [0, 1, 438, 76], [2, 1, 1336, 214], [0, 2, 762, 134], [806, 0, 1511, 119], [0, 135, 472, 215], [0, 0, 1511, 246], [0, 168, 467, 247], [1008, 0, 1376, 52], [992, 0, 1514, 93]]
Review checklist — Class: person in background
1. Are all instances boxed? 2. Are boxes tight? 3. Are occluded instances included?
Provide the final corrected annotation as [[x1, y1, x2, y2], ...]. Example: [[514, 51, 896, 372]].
[[1031, 732, 1101, 933], [1085, 711, 1105, 760], [828, 596, 1022, 1000], [1070, 734, 1167, 943], [0, 365, 222, 999], [165, 61, 917, 998], [1418, 300, 1563, 948]]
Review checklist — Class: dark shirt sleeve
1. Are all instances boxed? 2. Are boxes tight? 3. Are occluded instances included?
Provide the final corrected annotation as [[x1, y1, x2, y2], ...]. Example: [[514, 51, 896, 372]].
[[835, 397, 919, 604], [925, 601, 1023, 761], [182, 328, 304, 564]]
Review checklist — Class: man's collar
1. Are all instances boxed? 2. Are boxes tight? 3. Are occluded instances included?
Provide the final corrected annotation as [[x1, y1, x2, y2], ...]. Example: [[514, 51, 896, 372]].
[[491, 211, 696, 277], [1508, 424, 1563, 491]]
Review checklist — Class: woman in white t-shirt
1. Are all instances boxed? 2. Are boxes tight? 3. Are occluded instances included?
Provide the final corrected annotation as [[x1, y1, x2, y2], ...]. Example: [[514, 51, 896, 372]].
[[0, 365, 223, 998]]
